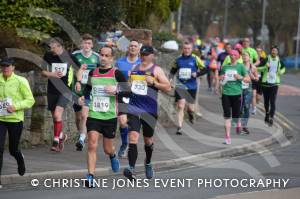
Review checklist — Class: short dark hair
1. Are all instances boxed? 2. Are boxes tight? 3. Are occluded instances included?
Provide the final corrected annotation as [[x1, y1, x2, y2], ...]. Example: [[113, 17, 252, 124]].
[[183, 41, 192, 46], [82, 33, 93, 41], [100, 45, 115, 57], [49, 37, 64, 46]]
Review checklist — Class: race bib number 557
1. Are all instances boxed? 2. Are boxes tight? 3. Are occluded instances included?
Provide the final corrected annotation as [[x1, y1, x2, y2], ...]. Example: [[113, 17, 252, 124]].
[[0, 98, 12, 116], [52, 63, 67, 76]]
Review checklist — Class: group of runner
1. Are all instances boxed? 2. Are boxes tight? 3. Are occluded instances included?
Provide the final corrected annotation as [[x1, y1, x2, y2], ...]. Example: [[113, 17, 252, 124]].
[[0, 34, 285, 188], [196, 36, 285, 144]]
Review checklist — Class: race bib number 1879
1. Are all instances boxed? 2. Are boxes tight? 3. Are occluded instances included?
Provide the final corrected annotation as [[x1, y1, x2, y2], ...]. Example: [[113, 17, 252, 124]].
[[93, 96, 110, 112]]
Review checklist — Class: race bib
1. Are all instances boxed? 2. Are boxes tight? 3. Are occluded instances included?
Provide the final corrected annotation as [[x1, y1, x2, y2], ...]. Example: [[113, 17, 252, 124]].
[[0, 98, 12, 116], [242, 81, 249, 89], [81, 70, 90, 84], [131, 80, 148, 95], [92, 85, 107, 96], [267, 72, 276, 84], [269, 60, 278, 73], [179, 68, 192, 80], [92, 96, 110, 112], [225, 70, 237, 81], [52, 63, 68, 76]]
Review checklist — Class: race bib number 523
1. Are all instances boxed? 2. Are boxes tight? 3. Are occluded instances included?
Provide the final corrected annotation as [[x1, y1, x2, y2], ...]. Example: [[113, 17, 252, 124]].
[[131, 80, 148, 95]]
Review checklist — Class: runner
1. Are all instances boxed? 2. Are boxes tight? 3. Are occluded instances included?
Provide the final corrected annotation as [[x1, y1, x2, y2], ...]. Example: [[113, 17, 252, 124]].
[[219, 50, 250, 144], [222, 43, 244, 66], [0, 58, 35, 187], [257, 46, 285, 126], [206, 42, 218, 91], [217, 43, 231, 67], [81, 46, 129, 188], [169, 41, 205, 135], [242, 37, 260, 66], [251, 46, 267, 114], [115, 40, 141, 158], [240, 52, 259, 134], [42, 37, 79, 152], [73, 33, 100, 151], [123, 45, 171, 180]]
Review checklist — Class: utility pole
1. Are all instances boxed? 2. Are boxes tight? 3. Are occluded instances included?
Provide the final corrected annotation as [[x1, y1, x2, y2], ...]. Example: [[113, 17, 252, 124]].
[[261, 0, 267, 49], [223, 0, 229, 39], [177, 2, 182, 35], [295, 1, 300, 69]]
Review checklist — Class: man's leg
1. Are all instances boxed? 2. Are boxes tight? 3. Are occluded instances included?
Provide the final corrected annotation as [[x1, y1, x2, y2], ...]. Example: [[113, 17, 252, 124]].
[[76, 106, 88, 151], [118, 114, 128, 157], [142, 113, 157, 179], [176, 99, 186, 135], [87, 130, 99, 175], [50, 106, 64, 152]]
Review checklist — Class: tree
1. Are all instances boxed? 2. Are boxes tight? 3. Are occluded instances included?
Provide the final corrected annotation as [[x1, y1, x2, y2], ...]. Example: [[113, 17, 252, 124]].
[[57, 0, 124, 34], [0, 0, 61, 42], [122, 0, 182, 30]]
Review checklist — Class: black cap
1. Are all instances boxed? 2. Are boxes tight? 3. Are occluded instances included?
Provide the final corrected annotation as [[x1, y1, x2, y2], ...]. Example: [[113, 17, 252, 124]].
[[0, 57, 14, 66], [140, 45, 154, 55]]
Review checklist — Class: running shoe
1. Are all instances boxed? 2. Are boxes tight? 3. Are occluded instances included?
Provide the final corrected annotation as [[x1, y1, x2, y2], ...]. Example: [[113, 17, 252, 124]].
[[58, 133, 68, 152], [50, 140, 60, 152], [145, 162, 154, 179], [176, 127, 183, 135], [264, 113, 270, 124], [188, 112, 194, 124], [17, 153, 26, 176], [242, 127, 250, 135], [224, 138, 231, 145], [251, 107, 257, 115], [84, 174, 95, 188], [76, 139, 85, 151], [123, 167, 136, 181], [118, 144, 128, 158], [268, 118, 274, 127], [110, 155, 120, 172]]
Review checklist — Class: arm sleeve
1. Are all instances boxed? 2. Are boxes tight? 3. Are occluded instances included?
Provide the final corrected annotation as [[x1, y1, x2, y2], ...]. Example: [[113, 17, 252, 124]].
[[115, 70, 131, 98], [279, 61, 286, 75], [83, 70, 93, 100], [169, 60, 178, 79], [14, 78, 35, 111]]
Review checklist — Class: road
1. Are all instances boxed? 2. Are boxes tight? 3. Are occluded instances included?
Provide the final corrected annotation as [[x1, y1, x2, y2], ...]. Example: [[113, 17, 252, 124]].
[[1, 74, 299, 199]]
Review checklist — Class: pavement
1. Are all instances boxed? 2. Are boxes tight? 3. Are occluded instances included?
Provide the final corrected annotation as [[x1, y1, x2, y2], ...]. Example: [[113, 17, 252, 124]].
[[0, 80, 295, 187]]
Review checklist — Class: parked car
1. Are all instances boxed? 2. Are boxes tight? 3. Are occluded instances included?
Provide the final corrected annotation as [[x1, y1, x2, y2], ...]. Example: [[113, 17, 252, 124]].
[[282, 55, 300, 68]]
